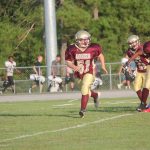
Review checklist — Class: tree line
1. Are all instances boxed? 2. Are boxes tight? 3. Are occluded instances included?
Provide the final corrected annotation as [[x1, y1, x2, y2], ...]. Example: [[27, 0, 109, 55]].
[[0, 0, 150, 67]]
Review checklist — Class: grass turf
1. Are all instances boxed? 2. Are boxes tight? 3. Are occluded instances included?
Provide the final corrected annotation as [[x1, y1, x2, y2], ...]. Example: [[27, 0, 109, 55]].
[[0, 97, 149, 150]]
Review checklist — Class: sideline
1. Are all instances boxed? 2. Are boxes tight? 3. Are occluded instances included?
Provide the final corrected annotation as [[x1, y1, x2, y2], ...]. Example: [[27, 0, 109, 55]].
[[0, 113, 132, 143], [0, 90, 137, 102]]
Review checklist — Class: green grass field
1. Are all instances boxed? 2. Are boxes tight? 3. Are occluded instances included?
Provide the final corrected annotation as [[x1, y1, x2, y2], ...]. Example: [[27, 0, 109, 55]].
[[0, 97, 149, 150]]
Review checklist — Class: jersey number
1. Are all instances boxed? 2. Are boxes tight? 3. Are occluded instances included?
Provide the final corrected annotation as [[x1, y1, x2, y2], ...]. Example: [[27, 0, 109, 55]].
[[77, 60, 90, 74]]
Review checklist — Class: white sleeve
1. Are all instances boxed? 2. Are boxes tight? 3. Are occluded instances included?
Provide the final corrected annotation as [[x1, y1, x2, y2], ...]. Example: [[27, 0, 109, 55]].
[[13, 62, 16, 67], [5, 61, 9, 67]]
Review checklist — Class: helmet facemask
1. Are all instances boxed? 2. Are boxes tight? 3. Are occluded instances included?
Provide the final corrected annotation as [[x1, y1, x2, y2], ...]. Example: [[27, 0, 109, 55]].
[[127, 35, 140, 50], [75, 30, 91, 50]]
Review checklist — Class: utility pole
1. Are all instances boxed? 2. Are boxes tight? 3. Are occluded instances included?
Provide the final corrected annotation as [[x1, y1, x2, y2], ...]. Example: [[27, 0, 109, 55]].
[[44, 0, 58, 78]]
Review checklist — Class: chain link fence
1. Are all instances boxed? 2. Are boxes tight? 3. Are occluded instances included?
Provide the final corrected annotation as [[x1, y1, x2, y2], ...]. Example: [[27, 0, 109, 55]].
[[0, 62, 129, 94]]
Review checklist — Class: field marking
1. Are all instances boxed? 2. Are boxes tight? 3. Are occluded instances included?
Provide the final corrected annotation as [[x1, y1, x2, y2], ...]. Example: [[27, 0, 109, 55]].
[[104, 101, 138, 105], [52, 99, 79, 108], [101, 98, 138, 104], [52, 99, 138, 108], [0, 113, 132, 143], [67, 99, 79, 103], [52, 104, 73, 107]]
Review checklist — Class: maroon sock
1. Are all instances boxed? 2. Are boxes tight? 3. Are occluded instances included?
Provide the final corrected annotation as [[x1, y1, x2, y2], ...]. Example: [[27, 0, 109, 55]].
[[136, 90, 142, 102], [142, 88, 149, 104], [91, 91, 98, 101], [81, 94, 89, 110]]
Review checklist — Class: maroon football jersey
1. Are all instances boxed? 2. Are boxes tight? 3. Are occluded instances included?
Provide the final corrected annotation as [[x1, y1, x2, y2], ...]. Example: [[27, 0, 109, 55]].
[[65, 43, 102, 79], [126, 45, 148, 72], [143, 41, 150, 65]]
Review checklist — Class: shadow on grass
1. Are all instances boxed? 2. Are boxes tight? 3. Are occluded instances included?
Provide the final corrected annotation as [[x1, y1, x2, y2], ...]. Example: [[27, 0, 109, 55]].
[[0, 112, 79, 118], [0, 107, 137, 118], [89, 106, 136, 113]]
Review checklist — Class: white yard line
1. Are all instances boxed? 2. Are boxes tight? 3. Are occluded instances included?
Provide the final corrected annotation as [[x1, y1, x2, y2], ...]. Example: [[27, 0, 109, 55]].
[[52, 104, 73, 107], [100, 98, 138, 105], [52, 99, 79, 108], [105, 101, 138, 105], [67, 99, 79, 103], [53, 99, 138, 108], [0, 113, 132, 143]]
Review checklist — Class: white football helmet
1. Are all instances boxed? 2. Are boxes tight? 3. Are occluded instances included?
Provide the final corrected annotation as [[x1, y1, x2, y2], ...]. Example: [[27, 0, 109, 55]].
[[127, 35, 140, 50], [75, 30, 91, 48]]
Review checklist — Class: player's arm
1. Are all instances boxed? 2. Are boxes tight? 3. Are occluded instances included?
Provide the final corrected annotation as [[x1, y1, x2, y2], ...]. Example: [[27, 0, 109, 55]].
[[33, 66, 38, 74], [127, 50, 143, 64], [98, 53, 108, 74], [66, 61, 80, 72]]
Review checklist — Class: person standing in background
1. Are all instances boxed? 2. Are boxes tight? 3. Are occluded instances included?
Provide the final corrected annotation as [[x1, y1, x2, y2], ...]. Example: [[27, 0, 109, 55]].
[[117, 53, 136, 90], [29, 55, 45, 93], [50, 54, 63, 91], [3, 56, 16, 93], [51, 54, 61, 77]]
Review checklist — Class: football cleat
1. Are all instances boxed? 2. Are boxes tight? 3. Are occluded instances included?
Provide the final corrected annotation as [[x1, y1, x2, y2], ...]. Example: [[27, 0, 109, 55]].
[[136, 102, 147, 112], [142, 107, 150, 113], [79, 110, 85, 118], [94, 92, 101, 109]]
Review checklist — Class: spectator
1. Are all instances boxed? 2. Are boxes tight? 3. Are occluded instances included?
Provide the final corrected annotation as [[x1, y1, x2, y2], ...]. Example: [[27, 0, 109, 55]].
[[47, 75, 63, 92], [51, 54, 61, 77], [117, 55, 136, 89], [29, 55, 45, 93], [3, 56, 16, 93]]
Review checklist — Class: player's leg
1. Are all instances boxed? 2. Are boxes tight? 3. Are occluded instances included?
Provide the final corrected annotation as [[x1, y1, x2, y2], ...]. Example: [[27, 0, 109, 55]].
[[70, 74, 75, 91], [90, 76, 100, 108], [70, 82, 74, 91], [134, 72, 143, 102], [29, 81, 37, 93], [9, 76, 15, 93], [134, 72, 146, 111], [142, 65, 150, 111], [90, 90, 100, 109], [39, 83, 43, 93], [2, 79, 9, 93], [79, 73, 94, 117]]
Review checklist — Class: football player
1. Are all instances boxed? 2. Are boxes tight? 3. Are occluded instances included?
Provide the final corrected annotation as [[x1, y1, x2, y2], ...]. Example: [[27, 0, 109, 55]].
[[126, 41, 150, 112], [65, 30, 108, 118], [125, 35, 149, 111]]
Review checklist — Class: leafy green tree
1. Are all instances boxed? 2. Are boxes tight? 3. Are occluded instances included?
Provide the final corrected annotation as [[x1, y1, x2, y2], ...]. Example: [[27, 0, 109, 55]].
[[0, 0, 150, 68]]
